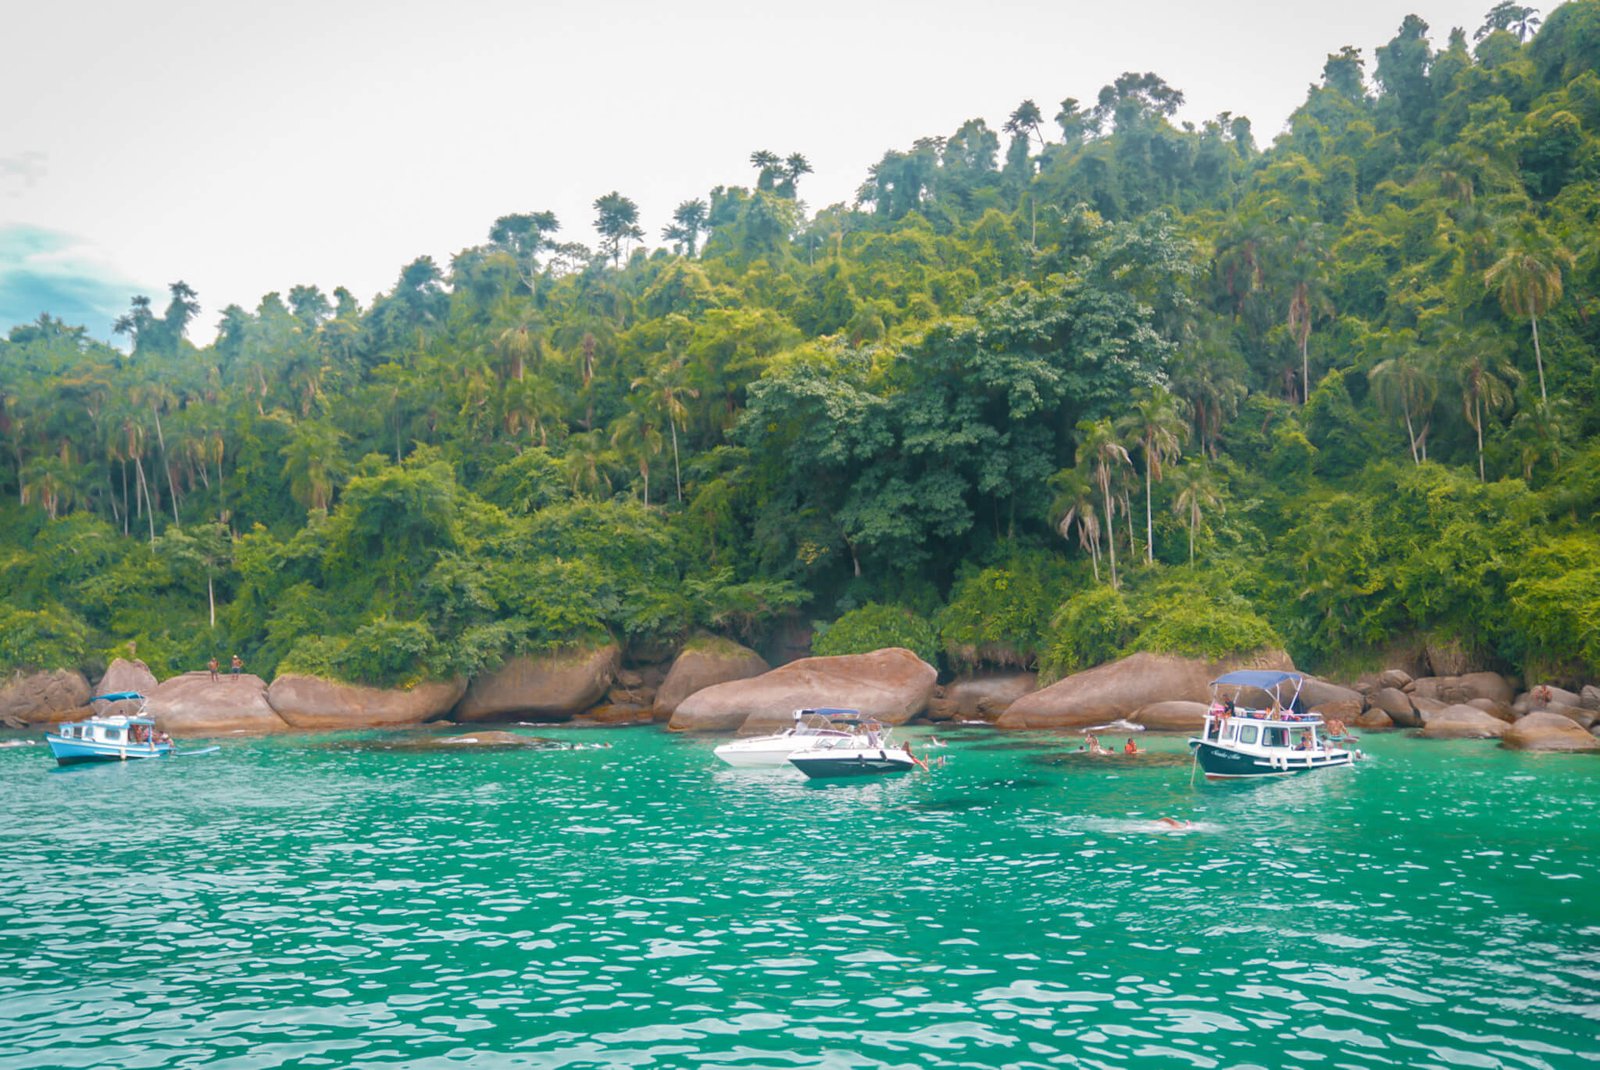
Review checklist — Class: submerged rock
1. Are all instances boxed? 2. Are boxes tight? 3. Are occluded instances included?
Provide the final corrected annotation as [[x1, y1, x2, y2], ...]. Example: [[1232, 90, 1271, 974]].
[[0, 668, 91, 727], [146, 672, 289, 735], [669, 647, 937, 733], [1502, 712, 1600, 753], [456, 644, 619, 722], [653, 639, 769, 718], [1129, 700, 1210, 731], [997, 649, 1295, 730], [267, 674, 466, 730]]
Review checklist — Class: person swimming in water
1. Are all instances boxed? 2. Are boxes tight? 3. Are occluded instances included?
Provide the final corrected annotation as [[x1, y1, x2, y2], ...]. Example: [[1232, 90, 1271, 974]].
[[1156, 817, 1192, 829]]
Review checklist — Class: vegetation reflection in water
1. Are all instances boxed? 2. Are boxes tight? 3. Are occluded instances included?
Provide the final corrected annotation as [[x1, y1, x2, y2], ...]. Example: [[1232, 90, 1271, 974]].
[[1, 726, 1596, 1068]]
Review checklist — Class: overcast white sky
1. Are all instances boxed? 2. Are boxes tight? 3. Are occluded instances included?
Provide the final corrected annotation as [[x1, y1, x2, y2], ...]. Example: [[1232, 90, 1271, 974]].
[[2, 0, 1524, 341]]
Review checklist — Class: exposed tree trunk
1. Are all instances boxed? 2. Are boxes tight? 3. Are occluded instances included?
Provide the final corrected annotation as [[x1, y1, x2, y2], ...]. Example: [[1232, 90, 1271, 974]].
[[670, 420, 682, 504], [135, 456, 156, 542], [1144, 462, 1154, 564], [1530, 313, 1547, 407], [1403, 408, 1419, 465], [207, 571, 216, 628], [1101, 478, 1118, 590]]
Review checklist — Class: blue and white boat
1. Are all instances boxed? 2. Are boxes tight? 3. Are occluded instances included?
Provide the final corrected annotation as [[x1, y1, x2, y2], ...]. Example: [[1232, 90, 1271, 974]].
[[45, 692, 174, 766]]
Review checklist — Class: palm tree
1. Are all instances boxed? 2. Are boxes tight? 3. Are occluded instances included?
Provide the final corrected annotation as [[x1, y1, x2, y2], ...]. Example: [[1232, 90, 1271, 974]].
[[561, 429, 614, 498], [1444, 327, 1519, 481], [279, 419, 348, 512], [1485, 222, 1573, 408], [1075, 419, 1130, 589], [1048, 467, 1102, 582], [662, 199, 709, 256], [1117, 387, 1188, 564], [631, 355, 699, 504], [608, 406, 663, 505], [1368, 332, 1438, 464], [593, 191, 643, 267], [1003, 99, 1045, 146], [1168, 462, 1221, 565], [1281, 218, 1330, 404]]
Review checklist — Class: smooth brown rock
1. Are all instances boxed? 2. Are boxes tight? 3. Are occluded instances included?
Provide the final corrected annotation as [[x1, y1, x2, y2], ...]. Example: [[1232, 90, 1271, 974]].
[[146, 672, 289, 735], [653, 639, 769, 718], [997, 649, 1295, 730], [1378, 668, 1413, 691], [927, 673, 1037, 722], [1311, 698, 1363, 721], [456, 644, 619, 722], [1582, 685, 1600, 712], [1410, 696, 1447, 723], [1130, 700, 1210, 731], [1543, 703, 1597, 730], [1410, 673, 1514, 707], [573, 704, 656, 726], [91, 658, 160, 719], [1353, 708, 1395, 730], [267, 674, 465, 730], [670, 647, 937, 733], [1467, 698, 1515, 723], [0, 668, 92, 727], [1370, 687, 1414, 718], [1299, 677, 1364, 710], [431, 731, 565, 748], [1513, 685, 1582, 715], [1421, 704, 1508, 739], [1502, 712, 1600, 752]]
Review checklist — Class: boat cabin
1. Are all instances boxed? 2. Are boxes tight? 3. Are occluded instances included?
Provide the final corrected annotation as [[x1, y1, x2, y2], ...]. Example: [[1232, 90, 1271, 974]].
[[54, 715, 161, 746]]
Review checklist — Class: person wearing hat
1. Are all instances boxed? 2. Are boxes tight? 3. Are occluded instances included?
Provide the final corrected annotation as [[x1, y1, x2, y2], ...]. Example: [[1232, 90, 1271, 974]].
[[230, 654, 243, 681]]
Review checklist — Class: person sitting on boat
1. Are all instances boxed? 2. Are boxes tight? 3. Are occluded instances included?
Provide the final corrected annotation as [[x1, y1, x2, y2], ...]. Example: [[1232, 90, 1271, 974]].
[[866, 722, 882, 748], [1296, 730, 1313, 751]]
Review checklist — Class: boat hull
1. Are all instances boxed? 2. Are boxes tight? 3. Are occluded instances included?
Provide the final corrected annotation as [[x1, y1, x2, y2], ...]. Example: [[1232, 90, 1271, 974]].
[[46, 735, 171, 766], [1191, 740, 1353, 779], [789, 750, 916, 779]]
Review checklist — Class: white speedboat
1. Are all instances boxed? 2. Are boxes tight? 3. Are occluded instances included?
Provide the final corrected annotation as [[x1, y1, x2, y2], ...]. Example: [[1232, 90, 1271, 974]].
[[713, 708, 856, 767], [1188, 671, 1361, 779], [786, 715, 922, 779]]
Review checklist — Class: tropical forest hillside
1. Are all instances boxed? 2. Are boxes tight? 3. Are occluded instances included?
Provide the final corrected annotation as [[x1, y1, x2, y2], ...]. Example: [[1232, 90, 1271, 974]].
[[4, 2, 1600, 689]]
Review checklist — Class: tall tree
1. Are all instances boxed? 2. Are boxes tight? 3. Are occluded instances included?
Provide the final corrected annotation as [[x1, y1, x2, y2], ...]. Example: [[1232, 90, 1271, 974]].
[[593, 192, 643, 267], [1117, 387, 1188, 563], [1076, 419, 1130, 589], [662, 199, 709, 256], [1004, 100, 1045, 146], [1484, 222, 1572, 408], [1168, 461, 1220, 565]]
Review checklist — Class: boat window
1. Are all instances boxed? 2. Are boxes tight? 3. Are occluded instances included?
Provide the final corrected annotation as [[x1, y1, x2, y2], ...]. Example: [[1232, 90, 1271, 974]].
[[1264, 727, 1289, 748], [1237, 725, 1258, 744], [106, 728, 121, 742]]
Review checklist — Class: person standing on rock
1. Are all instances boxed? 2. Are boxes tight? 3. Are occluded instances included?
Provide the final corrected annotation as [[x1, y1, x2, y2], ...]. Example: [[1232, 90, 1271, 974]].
[[230, 654, 243, 681], [208, 657, 219, 683]]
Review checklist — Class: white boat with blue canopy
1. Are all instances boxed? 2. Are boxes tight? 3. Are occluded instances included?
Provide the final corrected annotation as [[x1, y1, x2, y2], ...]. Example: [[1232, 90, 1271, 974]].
[[45, 692, 175, 766], [1188, 670, 1361, 780], [713, 707, 859, 767]]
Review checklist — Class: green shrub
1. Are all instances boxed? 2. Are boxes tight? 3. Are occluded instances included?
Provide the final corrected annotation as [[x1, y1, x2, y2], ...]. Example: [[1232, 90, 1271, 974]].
[[0, 602, 90, 674], [1039, 586, 1137, 682], [937, 549, 1070, 669], [1506, 533, 1600, 678], [1127, 592, 1280, 659], [813, 603, 939, 665]]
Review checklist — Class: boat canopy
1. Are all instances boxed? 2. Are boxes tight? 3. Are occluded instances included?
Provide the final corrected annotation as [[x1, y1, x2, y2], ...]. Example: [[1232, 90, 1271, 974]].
[[802, 707, 863, 718], [1210, 671, 1304, 690], [90, 691, 147, 703]]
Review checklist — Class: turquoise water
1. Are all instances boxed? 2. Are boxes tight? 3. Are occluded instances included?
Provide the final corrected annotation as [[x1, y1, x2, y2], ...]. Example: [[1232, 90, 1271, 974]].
[[1, 725, 1597, 1069]]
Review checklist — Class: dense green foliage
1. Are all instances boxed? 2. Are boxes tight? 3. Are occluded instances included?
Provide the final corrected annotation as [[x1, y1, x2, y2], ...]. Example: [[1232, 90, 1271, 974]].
[[5, 5, 1600, 685], [812, 603, 940, 666]]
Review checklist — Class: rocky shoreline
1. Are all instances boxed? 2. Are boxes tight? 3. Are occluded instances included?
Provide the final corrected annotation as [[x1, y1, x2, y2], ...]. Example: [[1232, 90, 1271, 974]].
[[3, 643, 1597, 754]]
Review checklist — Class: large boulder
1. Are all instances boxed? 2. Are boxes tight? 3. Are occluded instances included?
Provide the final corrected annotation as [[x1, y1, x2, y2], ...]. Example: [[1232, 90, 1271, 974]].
[[653, 638, 769, 718], [146, 672, 289, 735], [267, 674, 465, 730], [1502, 712, 1600, 753], [1377, 668, 1413, 691], [1467, 698, 1516, 723], [1582, 685, 1600, 712], [1424, 636, 1472, 677], [1353, 708, 1395, 730], [1420, 704, 1508, 740], [669, 647, 937, 733], [91, 658, 160, 718], [1513, 685, 1582, 715], [1298, 677, 1363, 711], [1410, 673, 1514, 707], [1130, 700, 1210, 731], [1410, 696, 1448, 724], [1370, 687, 1414, 718], [997, 649, 1295, 730], [456, 644, 619, 722], [1543, 703, 1597, 730], [926, 673, 1037, 723], [0, 669, 92, 727]]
